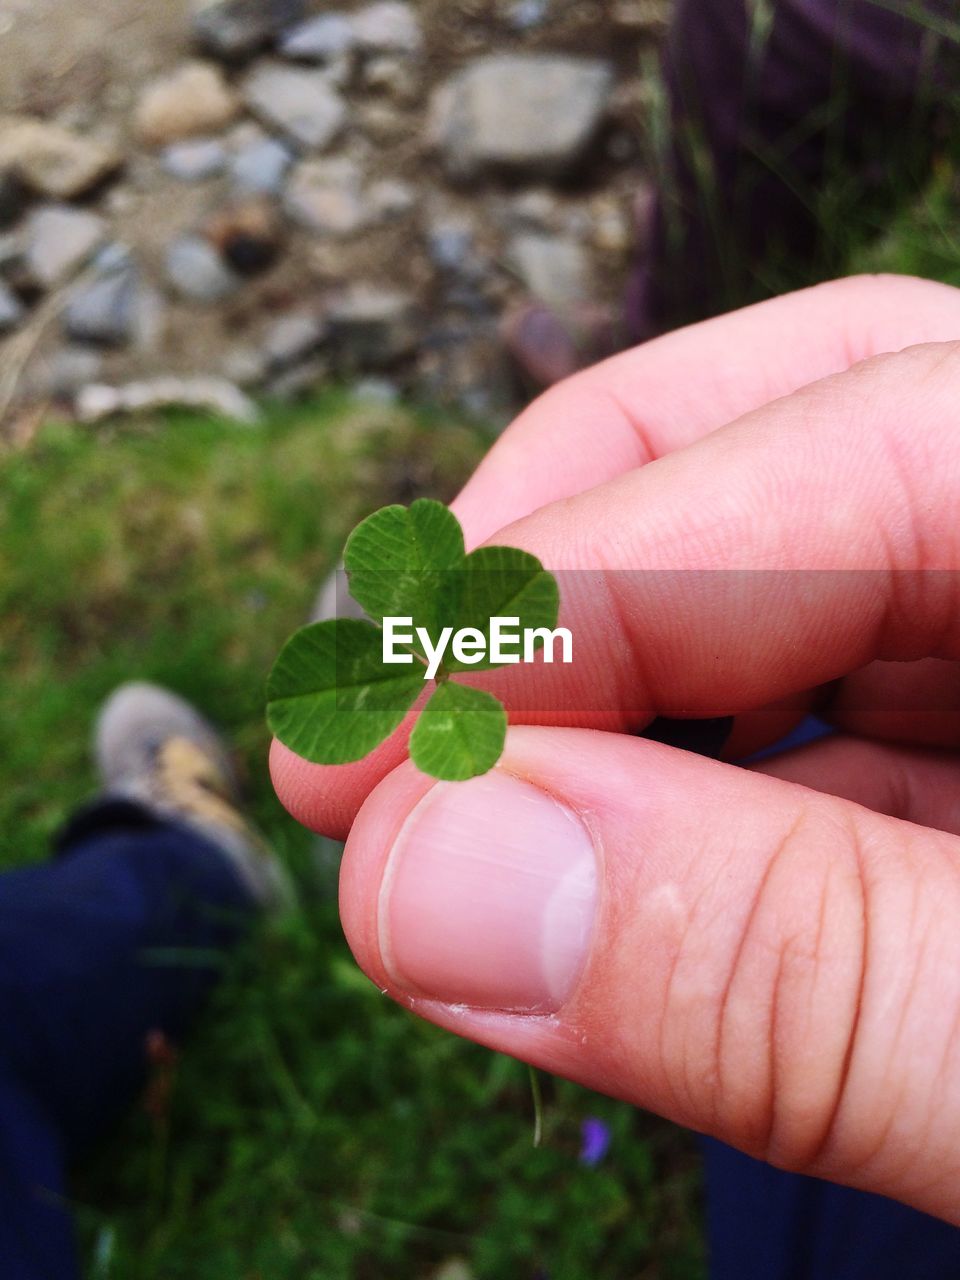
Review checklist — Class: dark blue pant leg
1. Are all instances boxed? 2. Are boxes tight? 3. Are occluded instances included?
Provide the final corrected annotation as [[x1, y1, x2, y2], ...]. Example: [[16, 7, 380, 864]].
[[0, 1060, 75, 1280], [703, 1137, 960, 1280], [0, 802, 257, 1280], [705, 717, 960, 1278]]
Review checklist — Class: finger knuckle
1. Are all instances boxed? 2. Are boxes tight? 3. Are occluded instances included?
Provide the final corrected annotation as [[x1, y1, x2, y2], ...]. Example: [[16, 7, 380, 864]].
[[713, 799, 870, 1172]]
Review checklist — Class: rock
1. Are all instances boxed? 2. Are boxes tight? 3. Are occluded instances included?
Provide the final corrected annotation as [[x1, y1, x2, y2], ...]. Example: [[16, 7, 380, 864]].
[[165, 234, 241, 302], [0, 116, 122, 199], [76, 376, 259, 424], [203, 199, 284, 274], [350, 2, 422, 53], [135, 62, 239, 146], [63, 267, 163, 348], [283, 156, 365, 236], [426, 217, 474, 271], [192, 0, 268, 60], [161, 138, 228, 181], [243, 64, 349, 152], [505, 0, 550, 28], [0, 280, 23, 333], [24, 205, 107, 289], [328, 285, 418, 366], [261, 308, 327, 369], [279, 14, 356, 62], [428, 55, 613, 180], [192, 0, 306, 62], [368, 177, 416, 220], [507, 232, 590, 309], [29, 346, 105, 399], [230, 135, 293, 194], [363, 55, 419, 102], [92, 242, 135, 275]]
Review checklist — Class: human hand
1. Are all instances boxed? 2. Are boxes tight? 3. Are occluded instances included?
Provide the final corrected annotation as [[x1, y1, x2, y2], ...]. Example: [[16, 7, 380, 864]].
[[273, 274, 960, 1223]]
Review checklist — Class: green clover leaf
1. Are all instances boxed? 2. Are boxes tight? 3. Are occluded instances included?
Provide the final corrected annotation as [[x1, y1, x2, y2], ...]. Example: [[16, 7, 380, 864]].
[[408, 681, 507, 781], [445, 544, 560, 673], [266, 618, 425, 765], [344, 498, 465, 648], [266, 499, 561, 782]]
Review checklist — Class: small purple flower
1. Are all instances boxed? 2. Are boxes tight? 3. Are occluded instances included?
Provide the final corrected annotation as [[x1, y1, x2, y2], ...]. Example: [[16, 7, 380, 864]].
[[579, 1116, 612, 1167]]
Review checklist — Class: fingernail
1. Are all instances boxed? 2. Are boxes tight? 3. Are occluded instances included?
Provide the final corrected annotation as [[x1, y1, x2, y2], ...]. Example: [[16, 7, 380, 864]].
[[378, 771, 598, 1012]]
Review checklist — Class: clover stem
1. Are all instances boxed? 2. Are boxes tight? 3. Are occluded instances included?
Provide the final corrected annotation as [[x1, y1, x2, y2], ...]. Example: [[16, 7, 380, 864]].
[[528, 1064, 543, 1148]]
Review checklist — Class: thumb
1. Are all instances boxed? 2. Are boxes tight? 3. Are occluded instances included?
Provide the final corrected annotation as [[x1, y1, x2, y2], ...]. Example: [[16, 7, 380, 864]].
[[340, 725, 960, 1224]]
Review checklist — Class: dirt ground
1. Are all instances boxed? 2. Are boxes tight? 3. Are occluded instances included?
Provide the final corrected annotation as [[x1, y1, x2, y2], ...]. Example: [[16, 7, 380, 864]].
[[0, 0, 194, 116]]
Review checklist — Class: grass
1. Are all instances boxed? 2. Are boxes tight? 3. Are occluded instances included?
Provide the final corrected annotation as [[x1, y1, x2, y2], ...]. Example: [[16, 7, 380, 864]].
[[0, 395, 704, 1280]]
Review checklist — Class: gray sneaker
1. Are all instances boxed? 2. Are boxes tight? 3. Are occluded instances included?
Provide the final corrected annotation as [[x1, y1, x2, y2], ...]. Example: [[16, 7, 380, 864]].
[[96, 681, 291, 912]]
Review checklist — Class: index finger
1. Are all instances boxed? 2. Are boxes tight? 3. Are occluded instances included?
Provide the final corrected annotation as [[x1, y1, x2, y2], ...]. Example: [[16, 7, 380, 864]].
[[273, 277, 960, 839], [452, 274, 960, 545]]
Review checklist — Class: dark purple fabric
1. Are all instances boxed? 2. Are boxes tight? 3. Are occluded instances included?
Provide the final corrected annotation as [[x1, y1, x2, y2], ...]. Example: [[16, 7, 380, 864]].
[[627, 0, 960, 339]]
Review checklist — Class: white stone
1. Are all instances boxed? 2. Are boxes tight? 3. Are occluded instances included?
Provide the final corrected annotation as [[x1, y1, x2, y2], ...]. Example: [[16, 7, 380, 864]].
[[428, 55, 613, 180], [77, 377, 259, 424], [242, 63, 349, 152], [25, 205, 107, 289], [162, 138, 228, 181], [165, 235, 241, 302], [230, 136, 292, 194], [350, 2, 422, 53], [63, 269, 163, 349], [280, 13, 356, 62]]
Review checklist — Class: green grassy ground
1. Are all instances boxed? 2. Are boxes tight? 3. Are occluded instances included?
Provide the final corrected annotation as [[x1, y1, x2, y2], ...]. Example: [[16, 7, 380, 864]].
[[0, 397, 704, 1279]]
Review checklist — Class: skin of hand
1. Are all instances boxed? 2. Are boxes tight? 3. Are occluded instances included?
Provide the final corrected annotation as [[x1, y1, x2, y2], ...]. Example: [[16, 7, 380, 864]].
[[272, 274, 960, 1223]]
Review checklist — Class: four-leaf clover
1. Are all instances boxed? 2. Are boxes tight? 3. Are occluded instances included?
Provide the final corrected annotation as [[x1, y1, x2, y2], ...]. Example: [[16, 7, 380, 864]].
[[266, 499, 560, 781]]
